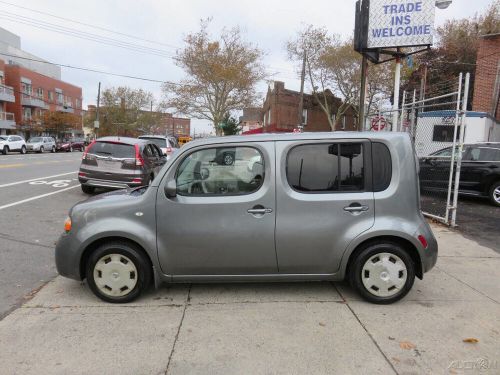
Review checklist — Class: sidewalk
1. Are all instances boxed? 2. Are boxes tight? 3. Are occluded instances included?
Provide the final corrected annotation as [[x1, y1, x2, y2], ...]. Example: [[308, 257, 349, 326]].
[[0, 223, 499, 375]]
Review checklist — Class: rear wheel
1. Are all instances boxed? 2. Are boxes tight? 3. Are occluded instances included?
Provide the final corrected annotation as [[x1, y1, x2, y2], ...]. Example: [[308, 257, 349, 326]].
[[488, 181, 500, 207], [86, 241, 152, 303], [39, 146, 44, 153], [349, 242, 415, 304], [81, 184, 95, 194], [51, 146, 56, 153], [69, 146, 73, 152]]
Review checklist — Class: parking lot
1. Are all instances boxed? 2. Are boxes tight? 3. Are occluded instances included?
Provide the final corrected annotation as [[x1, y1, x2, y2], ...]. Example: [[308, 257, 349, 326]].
[[0, 151, 499, 374]]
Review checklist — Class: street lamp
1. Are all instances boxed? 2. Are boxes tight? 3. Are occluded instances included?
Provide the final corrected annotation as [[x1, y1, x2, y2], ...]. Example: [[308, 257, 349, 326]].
[[435, 0, 452, 9]]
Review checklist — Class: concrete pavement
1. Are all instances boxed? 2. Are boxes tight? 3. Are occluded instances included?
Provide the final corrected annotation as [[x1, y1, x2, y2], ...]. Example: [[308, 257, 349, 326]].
[[0, 224, 499, 374]]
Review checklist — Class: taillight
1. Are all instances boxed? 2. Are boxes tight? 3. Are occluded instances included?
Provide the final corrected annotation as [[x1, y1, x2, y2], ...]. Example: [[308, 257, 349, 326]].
[[166, 147, 172, 154], [82, 140, 96, 160], [418, 235, 428, 249], [78, 172, 86, 177], [131, 178, 143, 184], [135, 144, 144, 166]]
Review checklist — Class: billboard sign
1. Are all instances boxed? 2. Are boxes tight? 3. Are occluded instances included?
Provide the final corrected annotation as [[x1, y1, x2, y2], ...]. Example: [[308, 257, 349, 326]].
[[367, 0, 435, 49]]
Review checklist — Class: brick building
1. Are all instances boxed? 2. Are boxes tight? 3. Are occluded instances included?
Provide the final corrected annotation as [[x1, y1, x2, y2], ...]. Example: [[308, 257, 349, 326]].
[[253, 81, 358, 133], [0, 58, 16, 133], [239, 107, 263, 133], [472, 33, 500, 122]]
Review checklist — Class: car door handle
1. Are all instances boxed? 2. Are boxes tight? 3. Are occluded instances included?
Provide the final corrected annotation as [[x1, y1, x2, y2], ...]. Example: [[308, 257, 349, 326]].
[[247, 207, 273, 215], [343, 205, 369, 213]]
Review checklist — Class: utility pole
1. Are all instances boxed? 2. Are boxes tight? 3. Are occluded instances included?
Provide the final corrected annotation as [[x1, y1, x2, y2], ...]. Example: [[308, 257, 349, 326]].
[[392, 49, 402, 132], [359, 55, 368, 131], [94, 82, 101, 139], [419, 63, 428, 103], [297, 50, 306, 132]]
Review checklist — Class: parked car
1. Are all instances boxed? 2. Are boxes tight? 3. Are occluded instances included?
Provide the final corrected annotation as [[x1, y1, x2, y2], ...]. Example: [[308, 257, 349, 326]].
[[56, 138, 85, 152], [419, 142, 500, 207], [78, 136, 167, 194], [0, 135, 27, 154], [138, 135, 179, 160], [26, 136, 56, 153], [57, 132, 437, 304]]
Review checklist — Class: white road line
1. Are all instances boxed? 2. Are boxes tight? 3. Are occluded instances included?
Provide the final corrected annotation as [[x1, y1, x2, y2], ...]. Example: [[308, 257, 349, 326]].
[[0, 171, 78, 188], [0, 185, 80, 211]]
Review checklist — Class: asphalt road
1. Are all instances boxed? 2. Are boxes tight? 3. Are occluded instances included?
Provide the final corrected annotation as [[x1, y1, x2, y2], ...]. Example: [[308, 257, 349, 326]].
[[0, 150, 85, 319]]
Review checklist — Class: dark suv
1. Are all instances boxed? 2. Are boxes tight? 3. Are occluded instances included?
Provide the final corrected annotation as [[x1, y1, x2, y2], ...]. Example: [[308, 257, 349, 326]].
[[419, 142, 500, 206], [78, 137, 166, 194]]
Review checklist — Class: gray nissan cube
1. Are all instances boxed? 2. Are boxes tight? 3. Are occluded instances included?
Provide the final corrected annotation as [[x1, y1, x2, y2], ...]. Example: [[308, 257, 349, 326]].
[[55, 132, 437, 304]]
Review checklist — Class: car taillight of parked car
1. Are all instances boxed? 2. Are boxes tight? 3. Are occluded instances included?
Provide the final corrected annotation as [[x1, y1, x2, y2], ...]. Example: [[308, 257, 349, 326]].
[[134, 144, 144, 166], [166, 147, 172, 154]]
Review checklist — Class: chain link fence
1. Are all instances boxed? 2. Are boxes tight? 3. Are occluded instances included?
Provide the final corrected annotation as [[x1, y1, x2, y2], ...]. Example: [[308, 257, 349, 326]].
[[365, 73, 471, 226]]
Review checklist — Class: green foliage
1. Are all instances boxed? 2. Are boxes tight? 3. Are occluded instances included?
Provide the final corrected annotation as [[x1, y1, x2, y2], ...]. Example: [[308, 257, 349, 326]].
[[220, 113, 242, 136]]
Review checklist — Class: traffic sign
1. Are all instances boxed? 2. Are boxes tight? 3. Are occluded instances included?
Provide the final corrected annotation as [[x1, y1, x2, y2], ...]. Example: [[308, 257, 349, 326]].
[[371, 116, 387, 131]]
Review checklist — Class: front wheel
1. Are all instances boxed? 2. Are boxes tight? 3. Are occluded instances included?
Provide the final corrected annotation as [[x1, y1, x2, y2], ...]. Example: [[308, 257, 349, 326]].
[[349, 242, 415, 304], [488, 181, 500, 207], [81, 184, 95, 194], [2, 146, 8, 155], [86, 242, 152, 303], [20, 146, 27, 154]]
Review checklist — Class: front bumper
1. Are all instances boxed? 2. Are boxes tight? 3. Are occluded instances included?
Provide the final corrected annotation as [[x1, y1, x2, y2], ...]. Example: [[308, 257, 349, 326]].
[[55, 233, 82, 280]]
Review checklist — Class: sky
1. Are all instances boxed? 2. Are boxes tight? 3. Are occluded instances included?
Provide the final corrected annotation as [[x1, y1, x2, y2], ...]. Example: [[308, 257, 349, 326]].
[[0, 0, 495, 135]]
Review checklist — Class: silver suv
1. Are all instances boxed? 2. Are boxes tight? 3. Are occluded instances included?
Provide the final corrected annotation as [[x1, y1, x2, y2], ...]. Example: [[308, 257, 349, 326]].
[[55, 132, 438, 304], [26, 136, 56, 153], [138, 135, 179, 160]]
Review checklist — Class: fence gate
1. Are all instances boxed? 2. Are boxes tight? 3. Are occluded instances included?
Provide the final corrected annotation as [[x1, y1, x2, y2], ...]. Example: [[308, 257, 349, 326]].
[[366, 73, 470, 226]]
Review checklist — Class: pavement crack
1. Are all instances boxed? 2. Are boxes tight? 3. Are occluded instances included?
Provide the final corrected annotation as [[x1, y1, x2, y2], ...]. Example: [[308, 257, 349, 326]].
[[436, 266, 499, 304], [165, 284, 191, 374], [332, 283, 399, 375], [0, 233, 53, 249]]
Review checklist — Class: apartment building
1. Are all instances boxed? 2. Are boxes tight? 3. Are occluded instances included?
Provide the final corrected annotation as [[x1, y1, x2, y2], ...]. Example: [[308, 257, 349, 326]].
[[0, 58, 16, 134]]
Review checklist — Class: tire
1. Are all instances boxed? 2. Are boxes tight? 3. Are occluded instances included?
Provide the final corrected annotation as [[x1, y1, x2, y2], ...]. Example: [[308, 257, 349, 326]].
[[81, 184, 95, 194], [20, 146, 26, 154], [85, 241, 152, 303], [488, 181, 500, 207], [3, 146, 8, 155], [69, 146, 73, 152], [39, 146, 44, 153], [51, 146, 56, 153], [349, 242, 415, 304]]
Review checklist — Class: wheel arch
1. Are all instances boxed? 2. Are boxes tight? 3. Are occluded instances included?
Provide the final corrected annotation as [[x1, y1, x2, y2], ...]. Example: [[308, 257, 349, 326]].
[[345, 235, 423, 281], [79, 236, 154, 280]]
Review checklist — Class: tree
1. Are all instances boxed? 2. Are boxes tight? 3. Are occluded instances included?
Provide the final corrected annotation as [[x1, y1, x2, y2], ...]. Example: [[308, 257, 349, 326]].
[[162, 19, 266, 136], [287, 26, 392, 130], [39, 111, 81, 137], [402, 1, 500, 102], [220, 113, 242, 135], [94, 86, 156, 137]]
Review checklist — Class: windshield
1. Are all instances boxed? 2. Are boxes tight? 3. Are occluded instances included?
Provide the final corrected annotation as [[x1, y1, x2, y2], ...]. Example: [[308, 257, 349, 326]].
[[28, 137, 43, 143], [0, 136, 6, 141], [140, 137, 166, 149]]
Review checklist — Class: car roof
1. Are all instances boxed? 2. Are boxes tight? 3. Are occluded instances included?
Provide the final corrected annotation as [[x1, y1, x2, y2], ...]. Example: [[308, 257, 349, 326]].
[[185, 131, 410, 148], [96, 136, 147, 146], [469, 142, 500, 148], [138, 135, 170, 140]]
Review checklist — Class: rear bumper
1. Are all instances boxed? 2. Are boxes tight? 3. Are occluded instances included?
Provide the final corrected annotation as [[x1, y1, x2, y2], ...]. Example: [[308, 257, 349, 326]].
[[79, 177, 145, 189]]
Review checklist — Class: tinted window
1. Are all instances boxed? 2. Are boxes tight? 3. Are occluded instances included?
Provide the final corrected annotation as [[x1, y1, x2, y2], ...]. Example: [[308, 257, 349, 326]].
[[29, 137, 43, 142], [140, 137, 166, 149], [372, 142, 392, 192], [287, 143, 364, 193], [467, 147, 500, 161], [88, 142, 136, 158], [176, 147, 264, 196]]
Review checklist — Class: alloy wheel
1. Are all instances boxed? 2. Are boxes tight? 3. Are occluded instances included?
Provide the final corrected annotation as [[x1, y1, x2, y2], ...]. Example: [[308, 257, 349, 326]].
[[493, 186, 500, 204]]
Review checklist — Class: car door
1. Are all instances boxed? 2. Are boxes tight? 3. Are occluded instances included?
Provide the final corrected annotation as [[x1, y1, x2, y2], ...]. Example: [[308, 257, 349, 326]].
[[275, 139, 374, 274], [12, 136, 20, 151], [460, 146, 500, 194], [156, 142, 277, 276]]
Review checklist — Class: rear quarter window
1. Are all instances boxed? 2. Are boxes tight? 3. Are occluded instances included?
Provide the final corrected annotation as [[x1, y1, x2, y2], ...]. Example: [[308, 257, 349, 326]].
[[372, 142, 392, 192], [89, 142, 136, 158]]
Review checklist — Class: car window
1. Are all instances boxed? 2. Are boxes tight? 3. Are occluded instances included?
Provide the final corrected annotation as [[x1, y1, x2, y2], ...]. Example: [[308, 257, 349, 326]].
[[88, 141, 136, 158], [287, 143, 364, 193], [144, 144, 154, 158], [151, 144, 161, 157], [467, 147, 500, 161], [176, 146, 264, 196], [372, 142, 392, 192], [140, 137, 166, 149]]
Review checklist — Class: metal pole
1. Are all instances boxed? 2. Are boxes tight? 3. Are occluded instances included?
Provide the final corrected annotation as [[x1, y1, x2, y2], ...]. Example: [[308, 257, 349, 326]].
[[392, 54, 401, 132], [410, 89, 416, 139], [445, 73, 462, 225], [95, 82, 101, 139], [451, 72, 470, 227], [297, 50, 306, 132], [359, 55, 368, 132], [399, 90, 407, 132]]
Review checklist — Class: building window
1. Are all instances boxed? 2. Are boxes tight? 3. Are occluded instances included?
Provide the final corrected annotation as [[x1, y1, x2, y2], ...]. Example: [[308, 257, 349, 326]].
[[22, 83, 32, 97], [268, 109, 271, 125], [23, 107, 32, 121], [286, 143, 365, 193], [48, 91, 54, 101], [36, 88, 44, 98], [432, 125, 459, 142], [341, 116, 346, 130], [75, 98, 81, 109], [57, 92, 63, 105]]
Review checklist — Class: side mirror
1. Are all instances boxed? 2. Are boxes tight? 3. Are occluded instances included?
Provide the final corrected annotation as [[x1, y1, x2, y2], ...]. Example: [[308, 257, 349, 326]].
[[164, 180, 177, 198]]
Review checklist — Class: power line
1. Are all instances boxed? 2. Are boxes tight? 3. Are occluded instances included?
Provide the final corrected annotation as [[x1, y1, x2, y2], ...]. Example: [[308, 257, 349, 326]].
[[0, 0, 179, 49]]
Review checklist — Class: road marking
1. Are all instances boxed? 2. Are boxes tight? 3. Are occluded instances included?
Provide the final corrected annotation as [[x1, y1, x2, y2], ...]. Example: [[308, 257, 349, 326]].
[[0, 185, 80, 211], [30, 179, 72, 188], [0, 171, 77, 188], [0, 163, 25, 169]]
